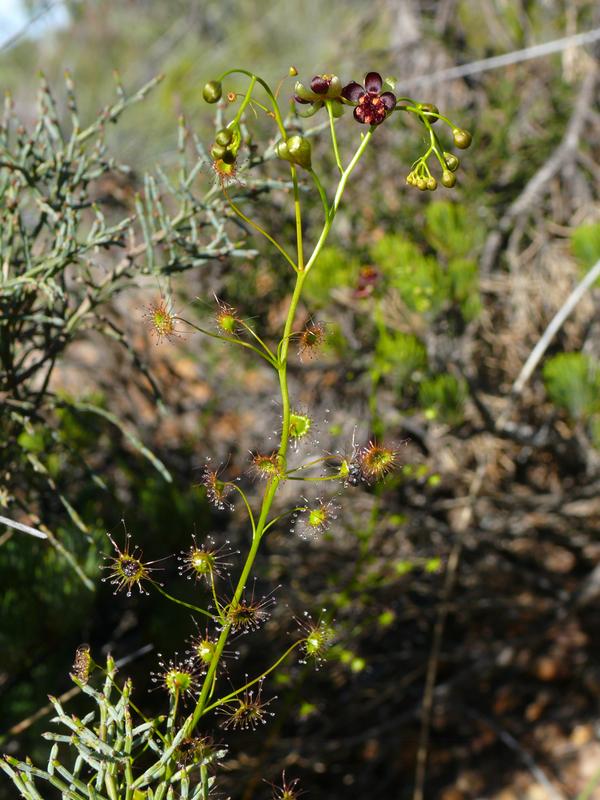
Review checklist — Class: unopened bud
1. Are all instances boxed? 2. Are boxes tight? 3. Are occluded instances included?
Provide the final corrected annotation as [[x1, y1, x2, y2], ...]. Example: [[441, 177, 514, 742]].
[[452, 128, 472, 149], [276, 140, 291, 162], [443, 152, 459, 172], [286, 135, 312, 169], [202, 80, 222, 104], [419, 103, 439, 123], [210, 144, 226, 160], [215, 127, 234, 147]]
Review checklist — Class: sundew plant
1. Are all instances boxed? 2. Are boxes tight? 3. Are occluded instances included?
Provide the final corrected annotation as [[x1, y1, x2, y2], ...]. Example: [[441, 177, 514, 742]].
[[2, 67, 471, 799]]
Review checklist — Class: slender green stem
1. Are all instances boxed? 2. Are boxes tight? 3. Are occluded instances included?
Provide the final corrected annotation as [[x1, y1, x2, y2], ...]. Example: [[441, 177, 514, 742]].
[[151, 583, 215, 620], [201, 640, 304, 715], [209, 571, 223, 618], [238, 320, 276, 361], [217, 69, 287, 139], [176, 317, 277, 366], [188, 275, 306, 735], [304, 130, 374, 276], [287, 474, 341, 482], [309, 168, 330, 218], [326, 101, 343, 174], [262, 506, 307, 534], [249, 98, 271, 115], [400, 104, 454, 129], [232, 75, 257, 124], [188, 484, 277, 732], [286, 455, 331, 474], [291, 165, 304, 270], [227, 483, 256, 536], [222, 186, 299, 274]]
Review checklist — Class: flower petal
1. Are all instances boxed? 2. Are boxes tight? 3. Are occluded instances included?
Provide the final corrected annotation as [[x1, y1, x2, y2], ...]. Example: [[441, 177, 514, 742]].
[[325, 75, 343, 98], [311, 75, 330, 95], [342, 81, 364, 102], [364, 72, 383, 93], [295, 81, 319, 102], [380, 91, 396, 111]]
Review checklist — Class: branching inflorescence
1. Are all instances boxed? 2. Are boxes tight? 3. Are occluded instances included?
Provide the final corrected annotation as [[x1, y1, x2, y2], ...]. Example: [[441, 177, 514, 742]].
[[3, 65, 471, 799]]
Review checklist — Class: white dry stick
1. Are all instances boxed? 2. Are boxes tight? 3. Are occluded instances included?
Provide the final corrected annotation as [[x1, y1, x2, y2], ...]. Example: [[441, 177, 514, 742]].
[[396, 26, 600, 90], [0, 513, 48, 539], [513, 257, 600, 394], [498, 257, 600, 429]]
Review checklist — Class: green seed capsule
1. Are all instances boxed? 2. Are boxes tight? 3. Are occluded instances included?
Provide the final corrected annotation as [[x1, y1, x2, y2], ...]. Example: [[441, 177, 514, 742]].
[[452, 128, 472, 149], [441, 170, 456, 188], [419, 103, 439, 123], [276, 140, 291, 162], [202, 80, 222, 104], [210, 143, 226, 160], [444, 152, 459, 171], [286, 135, 312, 169], [215, 127, 234, 147]]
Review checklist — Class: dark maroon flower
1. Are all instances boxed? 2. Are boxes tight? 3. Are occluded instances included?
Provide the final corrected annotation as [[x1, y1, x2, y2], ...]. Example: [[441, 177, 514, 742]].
[[294, 74, 342, 103], [342, 72, 396, 126], [293, 74, 344, 117]]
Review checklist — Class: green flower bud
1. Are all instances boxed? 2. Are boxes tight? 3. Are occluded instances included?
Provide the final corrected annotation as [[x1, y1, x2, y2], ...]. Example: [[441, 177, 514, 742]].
[[426, 176, 437, 191], [210, 143, 226, 160], [202, 80, 222, 104], [289, 66, 298, 77], [441, 170, 456, 188], [419, 103, 439, 123], [443, 152, 459, 172], [215, 127, 234, 147], [452, 128, 472, 149], [276, 140, 291, 162], [417, 178, 427, 191], [324, 75, 342, 99], [286, 135, 312, 169]]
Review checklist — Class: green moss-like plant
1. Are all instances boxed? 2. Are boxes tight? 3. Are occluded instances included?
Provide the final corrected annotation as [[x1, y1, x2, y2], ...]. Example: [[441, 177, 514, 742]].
[[543, 352, 600, 420]]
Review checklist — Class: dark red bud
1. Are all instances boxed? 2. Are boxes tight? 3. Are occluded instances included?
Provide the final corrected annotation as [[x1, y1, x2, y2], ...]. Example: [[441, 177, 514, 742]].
[[310, 76, 330, 94]]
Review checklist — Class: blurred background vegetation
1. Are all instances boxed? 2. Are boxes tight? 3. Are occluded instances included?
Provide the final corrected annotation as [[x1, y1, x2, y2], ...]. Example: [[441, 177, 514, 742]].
[[1, 1, 600, 798]]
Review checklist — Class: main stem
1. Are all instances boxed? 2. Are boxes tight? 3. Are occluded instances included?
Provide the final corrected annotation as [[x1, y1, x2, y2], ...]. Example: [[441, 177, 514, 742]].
[[187, 127, 373, 737], [188, 270, 306, 735]]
